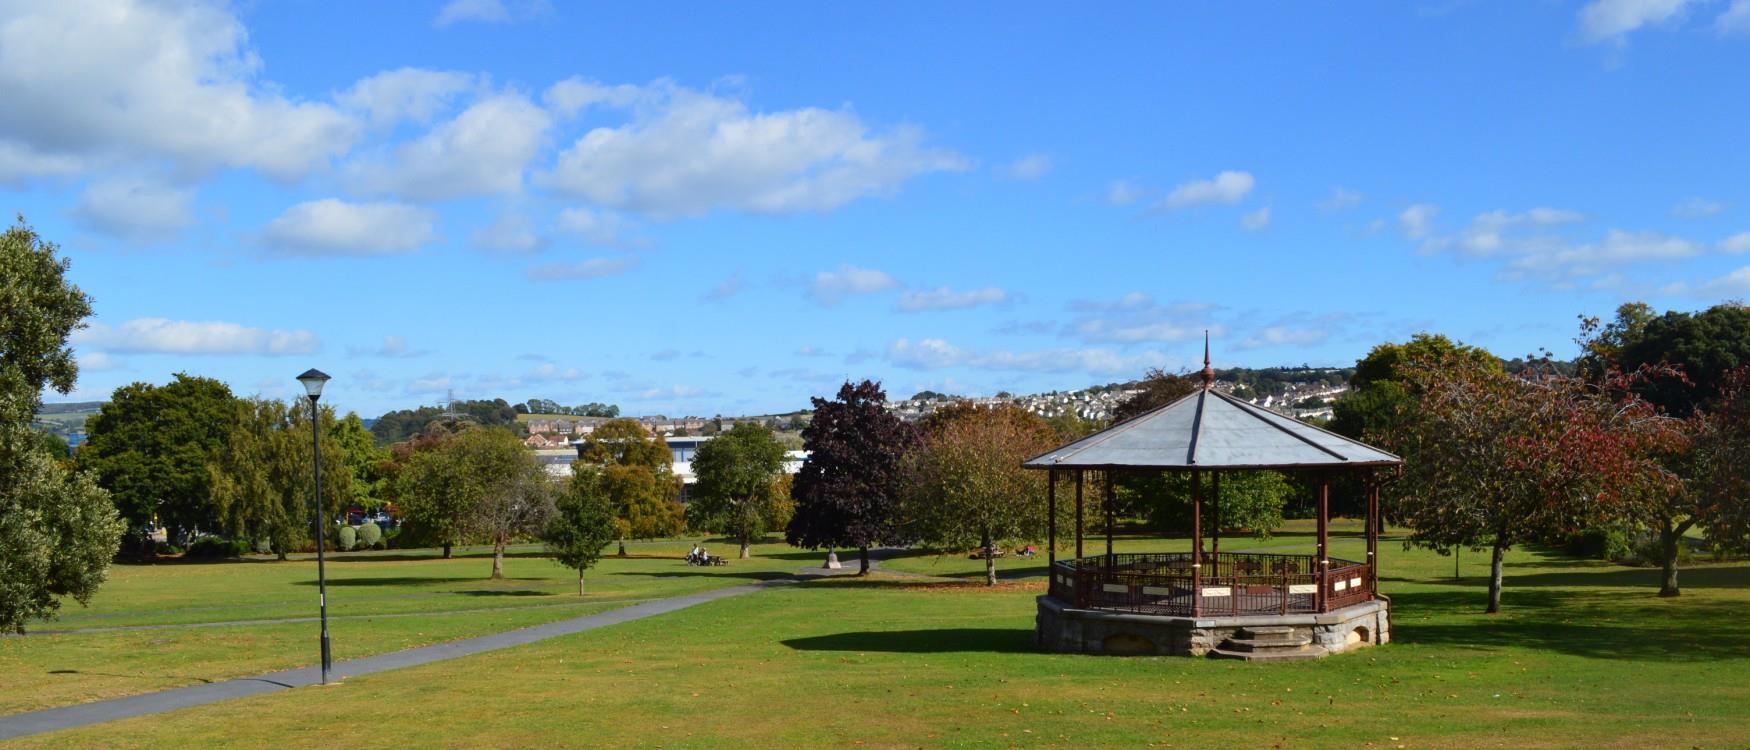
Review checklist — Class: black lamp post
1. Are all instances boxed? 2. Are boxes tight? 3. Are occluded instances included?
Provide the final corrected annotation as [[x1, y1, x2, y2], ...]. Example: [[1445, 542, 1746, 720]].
[[296, 368, 333, 684]]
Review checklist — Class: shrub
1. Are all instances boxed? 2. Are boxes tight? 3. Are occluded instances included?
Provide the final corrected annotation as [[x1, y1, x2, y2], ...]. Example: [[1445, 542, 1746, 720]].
[[357, 522, 382, 549], [338, 526, 357, 552], [1563, 528, 1631, 561], [185, 536, 247, 560]]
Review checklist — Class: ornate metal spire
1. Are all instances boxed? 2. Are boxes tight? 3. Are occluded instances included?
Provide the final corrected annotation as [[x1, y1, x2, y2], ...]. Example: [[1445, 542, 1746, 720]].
[[1200, 330, 1214, 389]]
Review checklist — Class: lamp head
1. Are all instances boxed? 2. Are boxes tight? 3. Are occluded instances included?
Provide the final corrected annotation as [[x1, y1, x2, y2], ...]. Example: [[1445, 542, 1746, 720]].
[[296, 368, 331, 400]]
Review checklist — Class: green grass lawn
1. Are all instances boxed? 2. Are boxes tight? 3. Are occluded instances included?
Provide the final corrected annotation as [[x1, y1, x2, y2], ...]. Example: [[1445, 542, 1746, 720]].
[[0, 537, 810, 716], [7, 528, 1746, 749]]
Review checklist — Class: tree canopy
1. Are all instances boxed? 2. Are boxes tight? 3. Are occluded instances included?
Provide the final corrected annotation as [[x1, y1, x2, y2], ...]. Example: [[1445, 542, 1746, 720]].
[[902, 404, 1056, 585], [82, 373, 236, 551], [688, 422, 789, 559], [786, 380, 916, 573], [0, 220, 124, 633], [575, 418, 683, 541], [546, 470, 619, 594]]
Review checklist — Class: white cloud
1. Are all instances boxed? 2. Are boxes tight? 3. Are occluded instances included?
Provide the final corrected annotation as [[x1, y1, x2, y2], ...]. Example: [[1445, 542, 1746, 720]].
[[554, 207, 642, 247], [75, 318, 319, 356], [348, 335, 427, 358], [887, 338, 1168, 376], [1577, 0, 1695, 44], [1427, 207, 1585, 256], [998, 153, 1052, 180], [1319, 187, 1364, 212], [1067, 293, 1221, 345], [702, 272, 745, 302], [1720, 0, 1750, 34], [77, 350, 122, 372], [543, 77, 644, 117], [1107, 180, 1142, 206], [1155, 171, 1254, 211], [337, 68, 479, 128], [1719, 232, 1750, 253], [796, 345, 830, 357], [1240, 206, 1272, 232], [1505, 229, 1700, 279], [0, 0, 358, 182], [1399, 203, 1441, 240], [897, 286, 1010, 312], [346, 92, 552, 201], [525, 256, 638, 281], [70, 176, 193, 243], [541, 82, 966, 217], [470, 210, 546, 253], [1671, 197, 1726, 218], [433, 0, 552, 28], [1663, 266, 1750, 297], [260, 199, 438, 257], [1237, 326, 1330, 350], [807, 265, 900, 305], [525, 362, 584, 381]]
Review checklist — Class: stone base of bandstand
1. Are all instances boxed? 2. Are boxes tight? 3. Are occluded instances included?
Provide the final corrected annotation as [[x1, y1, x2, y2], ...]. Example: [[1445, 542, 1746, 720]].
[[1036, 595, 1390, 658]]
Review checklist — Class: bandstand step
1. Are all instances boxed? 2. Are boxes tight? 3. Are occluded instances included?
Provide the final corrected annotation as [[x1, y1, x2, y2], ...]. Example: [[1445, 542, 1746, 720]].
[[1235, 626, 1298, 641], [1209, 645, 1328, 662], [1223, 634, 1313, 652]]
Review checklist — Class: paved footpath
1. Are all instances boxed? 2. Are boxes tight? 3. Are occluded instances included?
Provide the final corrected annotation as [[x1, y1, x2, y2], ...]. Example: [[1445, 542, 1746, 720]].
[[0, 577, 803, 742]]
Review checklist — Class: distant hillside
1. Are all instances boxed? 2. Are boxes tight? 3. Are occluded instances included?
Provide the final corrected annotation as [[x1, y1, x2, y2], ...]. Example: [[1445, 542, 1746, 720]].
[[33, 401, 105, 437]]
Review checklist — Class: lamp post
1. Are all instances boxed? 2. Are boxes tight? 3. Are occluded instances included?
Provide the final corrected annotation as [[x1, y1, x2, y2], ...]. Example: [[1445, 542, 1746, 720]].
[[296, 368, 333, 684]]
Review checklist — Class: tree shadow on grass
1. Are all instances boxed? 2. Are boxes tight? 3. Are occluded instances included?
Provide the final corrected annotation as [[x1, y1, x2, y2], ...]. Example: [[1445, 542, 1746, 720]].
[[294, 576, 546, 587], [781, 628, 1035, 654], [451, 589, 553, 597], [637, 569, 798, 583], [1387, 588, 1750, 662]]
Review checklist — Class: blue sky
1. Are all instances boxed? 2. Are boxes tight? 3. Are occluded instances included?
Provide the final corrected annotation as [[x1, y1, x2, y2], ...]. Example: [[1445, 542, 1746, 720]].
[[8, 0, 1750, 418]]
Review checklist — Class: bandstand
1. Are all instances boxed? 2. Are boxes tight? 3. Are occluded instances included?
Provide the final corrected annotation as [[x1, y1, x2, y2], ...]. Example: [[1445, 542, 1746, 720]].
[[1025, 348, 1402, 661]]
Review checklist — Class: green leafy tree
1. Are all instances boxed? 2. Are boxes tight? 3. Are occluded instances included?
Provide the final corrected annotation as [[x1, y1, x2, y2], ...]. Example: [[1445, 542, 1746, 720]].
[[0, 220, 124, 633], [786, 380, 917, 574], [400, 427, 549, 576], [1125, 470, 1290, 540], [577, 419, 683, 545], [1611, 303, 1750, 417], [83, 374, 236, 551], [332, 413, 389, 509], [902, 404, 1056, 585], [1378, 355, 1670, 613], [546, 468, 619, 594], [209, 398, 353, 559], [689, 423, 788, 559], [1110, 368, 1198, 424]]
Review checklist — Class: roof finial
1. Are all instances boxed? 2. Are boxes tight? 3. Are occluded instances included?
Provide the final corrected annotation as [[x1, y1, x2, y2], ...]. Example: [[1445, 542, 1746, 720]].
[[1200, 330, 1214, 389]]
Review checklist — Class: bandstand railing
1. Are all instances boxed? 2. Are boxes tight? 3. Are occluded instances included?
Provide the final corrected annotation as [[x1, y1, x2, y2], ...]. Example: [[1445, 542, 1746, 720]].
[[1048, 552, 1374, 617]]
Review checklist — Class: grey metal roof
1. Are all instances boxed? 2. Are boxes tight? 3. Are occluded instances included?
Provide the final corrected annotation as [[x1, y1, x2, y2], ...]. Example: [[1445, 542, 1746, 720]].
[[1023, 388, 1402, 470]]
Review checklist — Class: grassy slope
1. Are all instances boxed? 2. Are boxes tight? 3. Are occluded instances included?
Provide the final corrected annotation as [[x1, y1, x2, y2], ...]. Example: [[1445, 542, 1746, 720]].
[[7, 538, 1746, 749], [0, 539, 808, 716]]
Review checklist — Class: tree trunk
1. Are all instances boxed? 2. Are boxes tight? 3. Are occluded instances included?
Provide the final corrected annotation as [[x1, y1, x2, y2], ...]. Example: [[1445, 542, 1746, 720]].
[[983, 530, 996, 586], [739, 534, 750, 559], [1486, 535, 1506, 614], [442, 543, 452, 559], [490, 533, 506, 579], [1659, 519, 1688, 597], [859, 545, 870, 576], [578, 569, 586, 596], [617, 540, 626, 557]]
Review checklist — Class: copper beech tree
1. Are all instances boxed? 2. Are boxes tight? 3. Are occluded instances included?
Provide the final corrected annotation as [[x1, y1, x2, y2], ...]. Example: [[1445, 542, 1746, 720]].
[[786, 380, 917, 575], [1379, 356, 1676, 613]]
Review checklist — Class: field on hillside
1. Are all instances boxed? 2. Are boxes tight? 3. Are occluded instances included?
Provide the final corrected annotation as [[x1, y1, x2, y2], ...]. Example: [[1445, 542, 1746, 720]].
[[6, 524, 1747, 749]]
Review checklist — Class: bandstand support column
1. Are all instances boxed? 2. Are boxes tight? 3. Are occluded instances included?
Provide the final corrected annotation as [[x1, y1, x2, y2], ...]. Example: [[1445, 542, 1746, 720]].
[[1074, 471, 1083, 561], [1104, 471, 1115, 561], [1211, 472, 1221, 557], [1191, 468, 1202, 617], [1367, 477, 1380, 596], [1047, 470, 1057, 568], [1317, 475, 1330, 612]]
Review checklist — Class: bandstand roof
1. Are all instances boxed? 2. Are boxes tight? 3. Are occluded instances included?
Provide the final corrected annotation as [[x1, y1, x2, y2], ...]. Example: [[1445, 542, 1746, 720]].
[[1023, 383, 1402, 472]]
